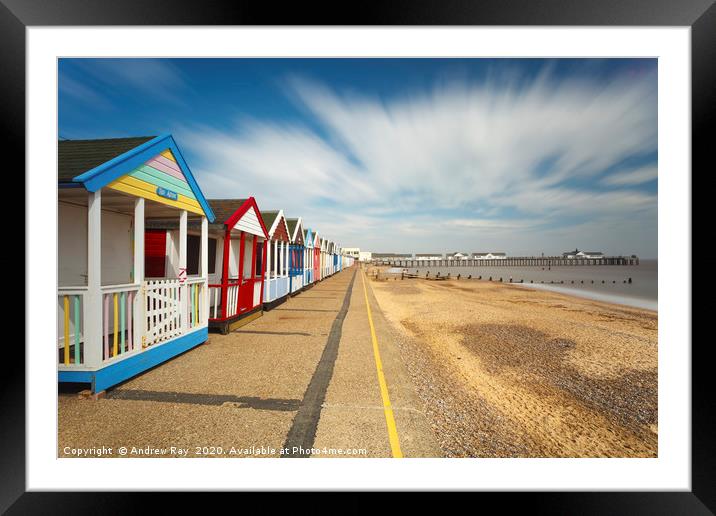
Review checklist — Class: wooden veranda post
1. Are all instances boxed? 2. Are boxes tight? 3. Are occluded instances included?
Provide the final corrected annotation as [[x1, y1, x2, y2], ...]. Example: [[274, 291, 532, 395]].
[[238, 231, 246, 285], [85, 190, 103, 369], [220, 228, 231, 319], [201, 216, 208, 326], [259, 237, 267, 304], [279, 241, 284, 279], [273, 240, 278, 280], [266, 235, 272, 283], [283, 242, 288, 276], [179, 210, 188, 334], [250, 234, 258, 285], [133, 197, 145, 348]]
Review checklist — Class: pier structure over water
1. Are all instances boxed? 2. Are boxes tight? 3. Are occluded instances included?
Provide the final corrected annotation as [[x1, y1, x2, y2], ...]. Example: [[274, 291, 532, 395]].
[[374, 256, 639, 267]]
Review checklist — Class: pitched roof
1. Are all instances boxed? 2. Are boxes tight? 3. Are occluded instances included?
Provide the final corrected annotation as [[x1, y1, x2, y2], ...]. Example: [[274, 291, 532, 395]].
[[147, 198, 249, 230], [58, 136, 156, 182], [286, 217, 304, 244], [147, 197, 268, 235], [61, 135, 216, 222], [259, 211, 280, 232], [209, 199, 250, 225]]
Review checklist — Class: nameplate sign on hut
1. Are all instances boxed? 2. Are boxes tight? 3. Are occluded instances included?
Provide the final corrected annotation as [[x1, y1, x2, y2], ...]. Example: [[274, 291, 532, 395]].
[[156, 186, 178, 201]]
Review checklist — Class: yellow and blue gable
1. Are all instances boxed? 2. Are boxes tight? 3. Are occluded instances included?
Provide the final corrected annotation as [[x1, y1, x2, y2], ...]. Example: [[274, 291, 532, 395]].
[[71, 134, 215, 222]]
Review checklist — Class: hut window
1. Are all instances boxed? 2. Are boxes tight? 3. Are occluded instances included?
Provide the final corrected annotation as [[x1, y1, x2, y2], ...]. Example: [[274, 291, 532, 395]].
[[255, 242, 263, 277], [207, 238, 216, 274], [186, 236, 216, 276], [186, 234, 200, 276]]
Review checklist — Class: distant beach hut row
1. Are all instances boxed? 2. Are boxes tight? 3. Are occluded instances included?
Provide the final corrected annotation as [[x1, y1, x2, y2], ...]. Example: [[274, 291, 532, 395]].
[[57, 135, 355, 393]]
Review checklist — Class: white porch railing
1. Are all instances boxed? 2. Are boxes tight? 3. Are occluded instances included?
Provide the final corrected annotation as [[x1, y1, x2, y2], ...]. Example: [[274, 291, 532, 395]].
[[209, 284, 221, 320], [59, 278, 207, 370], [58, 287, 88, 366], [102, 283, 141, 362], [208, 280, 240, 321], [186, 277, 206, 330]]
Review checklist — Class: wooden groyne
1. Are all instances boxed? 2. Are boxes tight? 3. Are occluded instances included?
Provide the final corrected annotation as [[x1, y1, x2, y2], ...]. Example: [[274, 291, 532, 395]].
[[375, 256, 639, 267]]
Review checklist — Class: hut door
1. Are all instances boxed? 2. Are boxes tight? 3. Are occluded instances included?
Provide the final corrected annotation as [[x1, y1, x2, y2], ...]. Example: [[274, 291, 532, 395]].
[[238, 234, 256, 312], [145, 229, 167, 278]]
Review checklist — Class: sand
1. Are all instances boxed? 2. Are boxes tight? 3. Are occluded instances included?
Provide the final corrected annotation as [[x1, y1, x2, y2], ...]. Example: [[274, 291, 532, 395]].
[[368, 272, 658, 458]]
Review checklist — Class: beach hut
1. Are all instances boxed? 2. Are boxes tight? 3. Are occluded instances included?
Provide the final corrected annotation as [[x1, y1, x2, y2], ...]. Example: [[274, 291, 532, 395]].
[[149, 198, 270, 335], [313, 232, 322, 282], [323, 240, 331, 278], [322, 238, 330, 279], [286, 217, 305, 294], [57, 135, 216, 393], [332, 242, 339, 274], [260, 210, 292, 309], [335, 244, 342, 273], [303, 228, 314, 286]]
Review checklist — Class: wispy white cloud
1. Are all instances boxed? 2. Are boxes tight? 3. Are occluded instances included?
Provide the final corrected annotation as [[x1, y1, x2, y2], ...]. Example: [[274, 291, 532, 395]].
[[601, 165, 658, 186], [71, 59, 191, 106], [182, 65, 657, 256], [58, 73, 115, 110]]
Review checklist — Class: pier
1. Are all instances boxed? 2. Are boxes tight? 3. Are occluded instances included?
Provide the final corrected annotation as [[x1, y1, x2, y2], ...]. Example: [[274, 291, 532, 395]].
[[375, 256, 639, 267]]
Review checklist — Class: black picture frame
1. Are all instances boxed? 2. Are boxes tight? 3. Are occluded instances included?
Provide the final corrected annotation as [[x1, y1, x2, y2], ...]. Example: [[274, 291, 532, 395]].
[[5, 0, 712, 512]]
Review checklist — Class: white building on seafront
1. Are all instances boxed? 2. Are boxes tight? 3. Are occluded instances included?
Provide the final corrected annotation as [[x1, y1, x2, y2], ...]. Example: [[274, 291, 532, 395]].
[[342, 247, 360, 259], [473, 252, 508, 260], [415, 253, 442, 261], [358, 251, 372, 262], [562, 249, 604, 259]]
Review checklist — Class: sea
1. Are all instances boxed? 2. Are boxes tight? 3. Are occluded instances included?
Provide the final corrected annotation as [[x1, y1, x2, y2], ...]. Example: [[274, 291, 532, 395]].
[[402, 259, 658, 311]]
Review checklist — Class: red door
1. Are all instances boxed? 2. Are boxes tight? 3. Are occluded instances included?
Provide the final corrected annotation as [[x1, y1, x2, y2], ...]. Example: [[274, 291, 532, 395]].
[[145, 230, 167, 278], [238, 278, 255, 312]]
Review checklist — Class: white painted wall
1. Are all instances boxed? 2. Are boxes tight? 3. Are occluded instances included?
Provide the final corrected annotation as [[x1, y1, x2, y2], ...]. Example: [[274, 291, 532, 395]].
[[101, 210, 133, 285], [233, 206, 264, 237], [166, 230, 180, 278], [58, 202, 88, 287], [58, 202, 134, 286]]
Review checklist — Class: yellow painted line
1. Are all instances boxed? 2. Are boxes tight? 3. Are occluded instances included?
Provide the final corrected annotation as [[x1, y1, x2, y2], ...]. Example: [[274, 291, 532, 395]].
[[360, 271, 403, 458]]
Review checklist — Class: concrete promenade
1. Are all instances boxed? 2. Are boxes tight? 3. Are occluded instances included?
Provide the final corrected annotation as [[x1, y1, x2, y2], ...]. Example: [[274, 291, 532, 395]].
[[58, 266, 441, 458]]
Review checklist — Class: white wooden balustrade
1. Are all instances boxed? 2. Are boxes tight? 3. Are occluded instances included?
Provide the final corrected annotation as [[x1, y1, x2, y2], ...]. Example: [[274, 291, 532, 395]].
[[101, 283, 141, 362], [57, 287, 88, 366]]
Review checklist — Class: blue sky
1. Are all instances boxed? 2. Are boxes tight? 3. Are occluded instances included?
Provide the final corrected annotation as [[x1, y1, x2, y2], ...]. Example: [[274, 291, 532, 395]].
[[59, 58, 658, 257]]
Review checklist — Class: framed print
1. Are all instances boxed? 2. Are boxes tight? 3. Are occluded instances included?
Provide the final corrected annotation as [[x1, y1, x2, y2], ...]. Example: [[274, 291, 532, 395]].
[[5, 0, 713, 512]]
